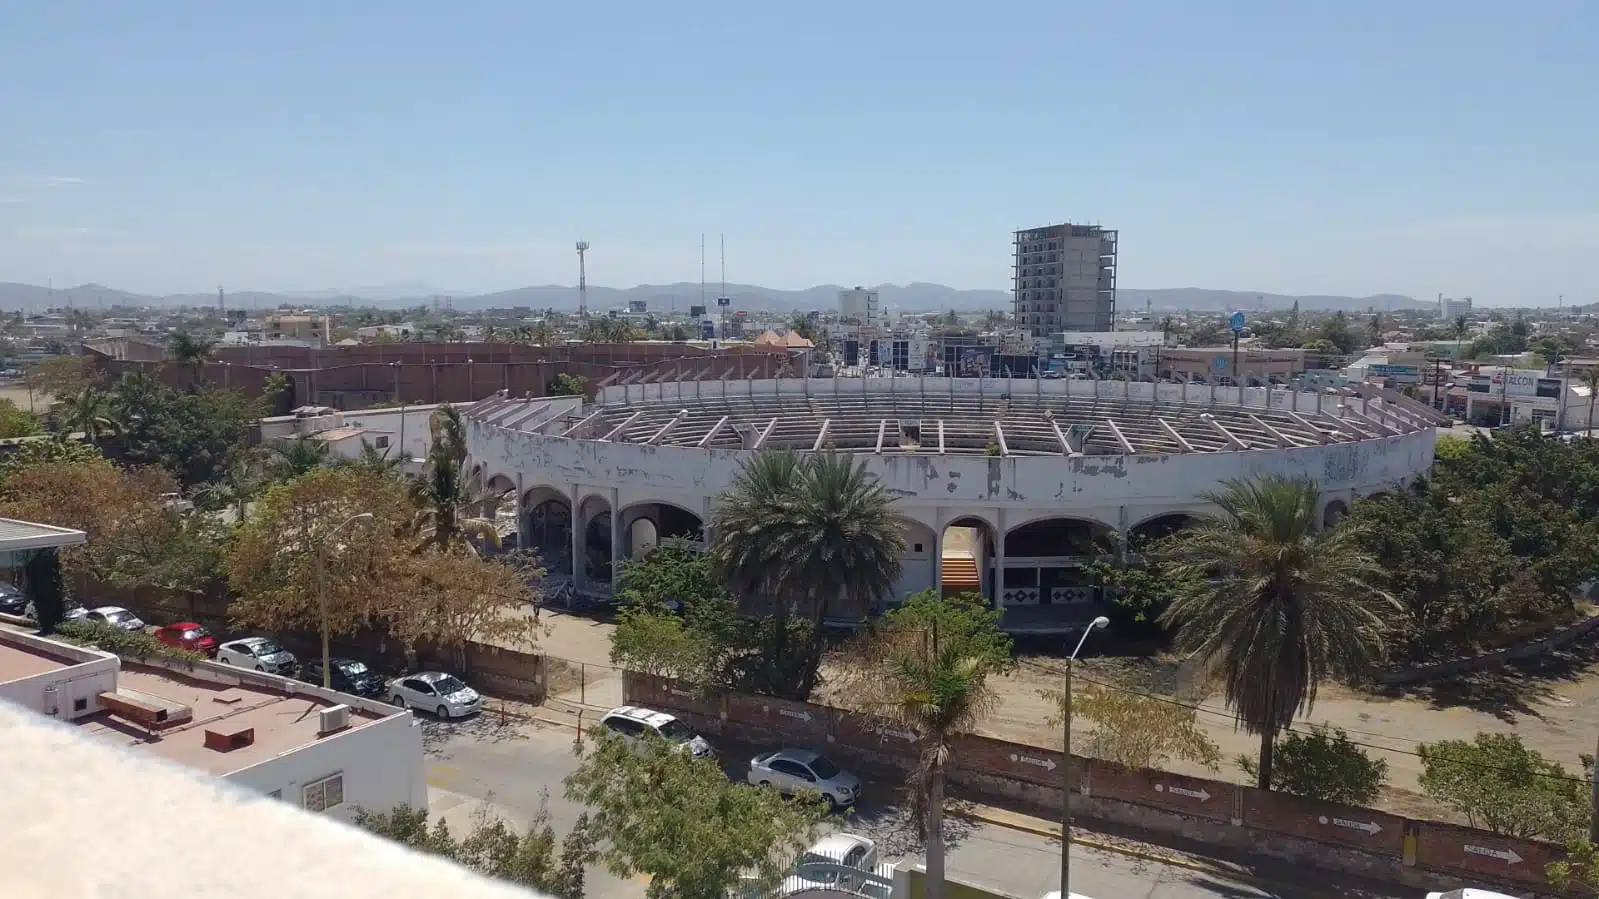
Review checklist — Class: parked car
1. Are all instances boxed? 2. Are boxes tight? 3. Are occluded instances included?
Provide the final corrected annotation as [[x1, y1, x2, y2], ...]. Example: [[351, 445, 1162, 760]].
[[84, 606, 145, 632], [1425, 891, 1520, 899], [598, 705, 713, 759], [216, 637, 298, 675], [299, 657, 386, 698], [25, 599, 86, 622], [747, 748, 861, 811], [781, 834, 888, 898], [152, 622, 218, 656], [388, 671, 481, 720], [0, 583, 27, 616]]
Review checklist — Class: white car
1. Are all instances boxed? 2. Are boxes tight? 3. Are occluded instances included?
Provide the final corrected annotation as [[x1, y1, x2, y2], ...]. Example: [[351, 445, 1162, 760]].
[[85, 606, 145, 631], [599, 706, 713, 759], [389, 671, 481, 719], [216, 637, 298, 675], [780, 834, 889, 898], [1426, 890, 1522, 899], [747, 748, 861, 810]]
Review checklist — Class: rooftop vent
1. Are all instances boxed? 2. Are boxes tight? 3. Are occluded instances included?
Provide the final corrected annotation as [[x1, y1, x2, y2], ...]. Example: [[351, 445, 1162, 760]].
[[318, 704, 352, 735], [203, 725, 255, 752]]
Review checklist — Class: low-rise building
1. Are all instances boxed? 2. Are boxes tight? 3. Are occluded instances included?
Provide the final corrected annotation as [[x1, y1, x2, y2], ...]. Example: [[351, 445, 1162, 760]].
[[0, 626, 426, 823], [259, 403, 450, 474]]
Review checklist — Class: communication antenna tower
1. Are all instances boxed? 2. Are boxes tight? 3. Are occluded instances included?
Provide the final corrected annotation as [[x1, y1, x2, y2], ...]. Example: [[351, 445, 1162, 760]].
[[576, 241, 591, 319]]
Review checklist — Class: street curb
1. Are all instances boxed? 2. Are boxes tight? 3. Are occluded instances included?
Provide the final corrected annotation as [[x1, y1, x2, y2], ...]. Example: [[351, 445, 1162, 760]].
[[949, 805, 1281, 890]]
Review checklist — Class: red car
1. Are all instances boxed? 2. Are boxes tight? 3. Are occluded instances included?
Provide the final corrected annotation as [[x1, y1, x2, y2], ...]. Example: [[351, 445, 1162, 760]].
[[153, 622, 218, 656]]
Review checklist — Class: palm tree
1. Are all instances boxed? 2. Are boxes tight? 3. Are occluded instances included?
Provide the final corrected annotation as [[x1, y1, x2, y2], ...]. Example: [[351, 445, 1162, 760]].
[[333, 439, 406, 478], [408, 404, 497, 554], [270, 439, 330, 479], [167, 330, 216, 381], [1453, 313, 1470, 357], [1582, 367, 1599, 437], [709, 451, 908, 623], [842, 597, 1002, 899], [529, 320, 555, 347], [1157, 476, 1396, 790], [57, 387, 118, 442], [197, 446, 274, 521]]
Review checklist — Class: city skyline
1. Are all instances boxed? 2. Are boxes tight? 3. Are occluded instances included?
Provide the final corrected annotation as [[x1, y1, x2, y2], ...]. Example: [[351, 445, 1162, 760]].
[[1, 2, 1594, 304]]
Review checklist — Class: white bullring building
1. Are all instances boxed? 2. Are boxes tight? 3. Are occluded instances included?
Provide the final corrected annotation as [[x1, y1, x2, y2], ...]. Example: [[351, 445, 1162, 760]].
[[465, 377, 1441, 631]]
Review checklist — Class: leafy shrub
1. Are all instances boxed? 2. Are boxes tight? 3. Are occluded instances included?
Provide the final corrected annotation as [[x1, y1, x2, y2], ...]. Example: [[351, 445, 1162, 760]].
[[1417, 732, 1589, 840], [1239, 726, 1386, 804], [54, 619, 204, 662]]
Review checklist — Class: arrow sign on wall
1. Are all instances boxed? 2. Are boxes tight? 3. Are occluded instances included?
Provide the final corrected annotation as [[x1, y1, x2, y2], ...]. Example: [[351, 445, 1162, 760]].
[[1464, 845, 1524, 865], [873, 726, 916, 742], [777, 708, 812, 722], [1155, 783, 1211, 802], [1007, 753, 1058, 771], [667, 687, 693, 698], [1318, 815, 1382, 835]]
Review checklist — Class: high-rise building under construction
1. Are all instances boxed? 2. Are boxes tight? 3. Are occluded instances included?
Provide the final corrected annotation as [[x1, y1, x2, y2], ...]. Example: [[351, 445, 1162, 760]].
[[1013, 223, 1117, 337]]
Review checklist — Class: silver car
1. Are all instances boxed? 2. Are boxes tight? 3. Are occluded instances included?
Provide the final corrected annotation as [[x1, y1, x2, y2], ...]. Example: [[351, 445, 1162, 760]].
[[85, 606, 145, 631], [747, 748, 861, 810]]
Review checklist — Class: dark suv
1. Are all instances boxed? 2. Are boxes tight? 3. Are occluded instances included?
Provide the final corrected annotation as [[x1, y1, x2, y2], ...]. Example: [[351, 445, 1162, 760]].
[[299, 658, 386, 698]]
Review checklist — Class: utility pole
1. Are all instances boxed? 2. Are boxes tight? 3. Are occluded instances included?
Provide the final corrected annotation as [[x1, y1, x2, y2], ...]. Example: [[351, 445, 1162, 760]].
[[576, 241, 590, 320], [1061, 616, 1109, 899]]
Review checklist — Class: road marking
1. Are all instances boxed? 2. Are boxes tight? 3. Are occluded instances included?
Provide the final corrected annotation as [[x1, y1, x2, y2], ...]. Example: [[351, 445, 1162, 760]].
[[1464, 844, 1523, 865], [1008, 752, 1058, 771], [1154, 783, 1210, 801], [1318, 814, 1382, 835]]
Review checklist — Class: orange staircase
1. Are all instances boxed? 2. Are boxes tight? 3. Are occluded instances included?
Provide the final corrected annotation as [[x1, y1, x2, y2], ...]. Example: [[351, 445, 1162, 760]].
[[940, 553, 981, 599]]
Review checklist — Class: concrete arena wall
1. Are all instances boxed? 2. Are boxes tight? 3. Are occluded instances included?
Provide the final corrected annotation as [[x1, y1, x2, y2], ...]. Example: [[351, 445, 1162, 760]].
[[467, 379, 1437, 526]]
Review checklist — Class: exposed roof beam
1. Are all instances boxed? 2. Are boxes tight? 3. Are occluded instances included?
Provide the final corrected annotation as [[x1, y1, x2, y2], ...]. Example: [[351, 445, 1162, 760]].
[[811, 418, 832, 452], [938, 420, 946, 455], [1338, 404, 1395, 437], [646, 410, 689, 445], [1248, 414, 1296, 448], [874, 419, 887, 454], [696, 415, 730, 448], [1102, 418, 1136, 455], [1286, 411, 1333, 444], [1156, 418, 1196, 453], [1049, 419, 1073, 455], [502, 402, 552, 430], [751, 416, 778, 450], [1201, 413, 1247, 449], [559, 409, 604, 439], [993, 422, 1009, 456], [600, 410, 643, 442]]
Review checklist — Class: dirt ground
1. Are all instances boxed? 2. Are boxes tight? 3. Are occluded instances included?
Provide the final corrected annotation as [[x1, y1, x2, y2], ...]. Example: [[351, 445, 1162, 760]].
[[533, 609, 1599, 822]]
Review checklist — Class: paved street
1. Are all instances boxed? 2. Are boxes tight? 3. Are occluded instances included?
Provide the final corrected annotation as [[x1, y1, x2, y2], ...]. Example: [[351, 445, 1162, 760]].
[[417, 714, 1408, 899]]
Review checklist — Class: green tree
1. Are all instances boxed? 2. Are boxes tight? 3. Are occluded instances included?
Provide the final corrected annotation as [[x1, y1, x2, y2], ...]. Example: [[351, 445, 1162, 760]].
[[21, 548, 65, 634], [565, 731, 824, 899], [838, 591, 1006, 899], [355, 800, 594, 899], [1158, 476, 1397, 790], [547, 372, 586, 397], [270, 439, 331, 479], [1584, 366, 1599, 436], [1418, 733, 1589, 840], [528, 320, 555, 347], [56, 387, 119, 442], [25, 355, 96, 399], [1238, 726, 1386, 804], [1312, 312, 1357, 354], [166, 330, 216, 380], [0, 434, 102, 482], [113, 376, 262, 487], [409, 407, 498, 555], [0, 397, 42, 438]]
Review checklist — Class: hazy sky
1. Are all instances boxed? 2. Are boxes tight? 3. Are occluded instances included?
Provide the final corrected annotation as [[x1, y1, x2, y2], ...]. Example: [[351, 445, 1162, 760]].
[[1, 2, 1594, 304]]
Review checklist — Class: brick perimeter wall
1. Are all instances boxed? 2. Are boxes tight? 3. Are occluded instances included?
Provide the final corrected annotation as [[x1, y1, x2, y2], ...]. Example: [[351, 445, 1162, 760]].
[[622, 673, 1569, 896]]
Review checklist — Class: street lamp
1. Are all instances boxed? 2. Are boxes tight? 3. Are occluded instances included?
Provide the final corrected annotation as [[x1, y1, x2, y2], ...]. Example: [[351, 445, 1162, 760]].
[[316, 513, 374, 689], [1061, 614, 1110, 899]]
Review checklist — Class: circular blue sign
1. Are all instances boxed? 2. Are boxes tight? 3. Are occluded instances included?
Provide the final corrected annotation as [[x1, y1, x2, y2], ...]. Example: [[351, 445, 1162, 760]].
[[1229, 311, 1246, 331], [1213, 356, 1228, 372]]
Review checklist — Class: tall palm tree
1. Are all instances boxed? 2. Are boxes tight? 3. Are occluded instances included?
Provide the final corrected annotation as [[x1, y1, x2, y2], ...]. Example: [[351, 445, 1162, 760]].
[[844, 601, 1001, 899], [709, 451, 908, 623], [1453, 313, 1470, 357], [409, 404, 497, 554], [167, 330, 216, 381], [529, 320, 555, 347], [1582, 367, 1599, 437], [1157, 476, 1396, 790], [197, 446, 274, 522], [57, 387, 118, 442], [333, 439, 406, 478]]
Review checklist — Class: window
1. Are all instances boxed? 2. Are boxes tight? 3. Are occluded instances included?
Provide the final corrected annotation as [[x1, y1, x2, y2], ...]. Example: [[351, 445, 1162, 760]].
[[374, 435, 390, 448], [405, 679, 435, 694], [267, 789, 282, 800], [302, 773, 344, 813]]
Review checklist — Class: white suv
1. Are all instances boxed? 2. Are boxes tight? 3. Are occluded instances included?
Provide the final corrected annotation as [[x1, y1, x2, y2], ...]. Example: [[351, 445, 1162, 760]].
[[599, 705, 713, 759]]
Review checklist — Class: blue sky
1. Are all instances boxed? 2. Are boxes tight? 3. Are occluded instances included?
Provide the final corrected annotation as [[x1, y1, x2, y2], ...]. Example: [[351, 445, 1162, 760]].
[[1, 1, 1594, 304]]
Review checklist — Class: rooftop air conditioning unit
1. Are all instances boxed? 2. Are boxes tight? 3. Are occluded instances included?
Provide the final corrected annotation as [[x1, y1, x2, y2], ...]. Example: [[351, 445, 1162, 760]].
[[318, 704, 352, 735]]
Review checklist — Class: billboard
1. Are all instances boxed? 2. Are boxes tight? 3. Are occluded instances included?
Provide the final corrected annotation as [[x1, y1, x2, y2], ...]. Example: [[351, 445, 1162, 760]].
[[689, 304, 707, 317], [1368, 363, 1420, 385], [843, 339, 860, 367], [628, 299, 647, 314]]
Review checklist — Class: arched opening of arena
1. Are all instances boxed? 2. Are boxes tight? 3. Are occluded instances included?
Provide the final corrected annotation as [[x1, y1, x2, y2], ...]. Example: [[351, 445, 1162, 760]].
[[938, 517, 996, 602], [619, 503, 704, 561], [577, 495, 614, 589], [999, 517, 1116, 613], [520, 487, 572, 575], [1128, 512, 1202, 549]]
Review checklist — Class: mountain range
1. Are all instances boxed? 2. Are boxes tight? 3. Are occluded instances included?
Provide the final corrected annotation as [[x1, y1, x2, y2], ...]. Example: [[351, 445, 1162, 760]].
[[0, 280, 1426, 315]]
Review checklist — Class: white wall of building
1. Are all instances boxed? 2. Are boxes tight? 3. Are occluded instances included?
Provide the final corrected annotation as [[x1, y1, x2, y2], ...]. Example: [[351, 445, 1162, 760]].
[[838, 288, 881, 332], [0, 632, 118, 722], [261, 403, 446, 467], [225, 711, 427, 824]]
